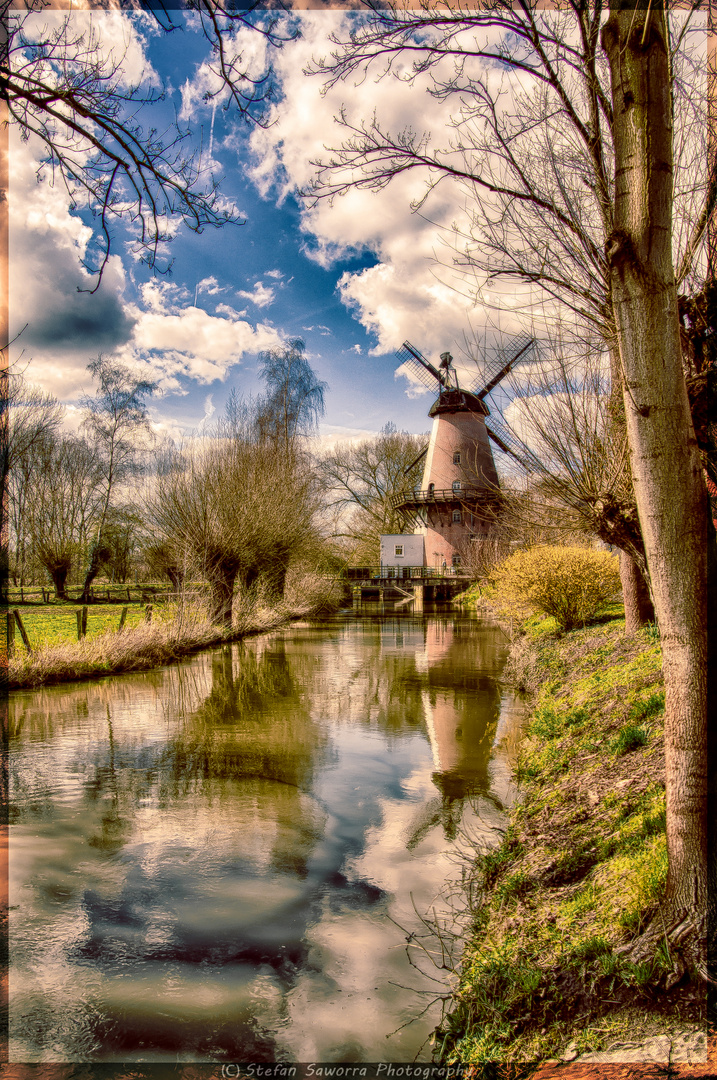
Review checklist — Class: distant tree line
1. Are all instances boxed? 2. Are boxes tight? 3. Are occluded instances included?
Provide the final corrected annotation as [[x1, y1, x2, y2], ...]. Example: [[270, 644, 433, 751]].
[[4, 341, 335, 622]]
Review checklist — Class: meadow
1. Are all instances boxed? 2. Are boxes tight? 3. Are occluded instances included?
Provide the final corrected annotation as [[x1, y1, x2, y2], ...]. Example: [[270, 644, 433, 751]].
[[7, 601, 147, 652]]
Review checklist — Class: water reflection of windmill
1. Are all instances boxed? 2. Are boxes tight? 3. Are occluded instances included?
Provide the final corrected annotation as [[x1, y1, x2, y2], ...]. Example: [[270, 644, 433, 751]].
[[384, 337, 534, 572]]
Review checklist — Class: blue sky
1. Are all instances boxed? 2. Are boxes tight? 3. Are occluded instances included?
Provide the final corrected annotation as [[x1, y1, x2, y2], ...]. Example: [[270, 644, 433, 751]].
[[8, 7, 530, 447]]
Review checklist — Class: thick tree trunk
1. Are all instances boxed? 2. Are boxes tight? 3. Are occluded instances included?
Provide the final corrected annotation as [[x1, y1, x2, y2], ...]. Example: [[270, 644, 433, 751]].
[[619, 550, 654, 633], [607, 347, 654, 631], [80, 540, 104, 604], [167, 567, 185, 592], [209, 567, 237, 628], [603, 5, 717, 972], [48, 562, 70, 601]]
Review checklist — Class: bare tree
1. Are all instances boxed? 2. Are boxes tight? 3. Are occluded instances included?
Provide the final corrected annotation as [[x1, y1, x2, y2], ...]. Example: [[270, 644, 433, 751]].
[[2, 371, 64, 595], [151, 429, 321, 625], [24, 433, 104, 598], [306, 0, 717, 975], [484, 341, 655, 622], [2, 0, 294, 286], [602, 1, 717, 977], [304, 0, 712, 628], [151, 340, 329, 626], [79, 356, 157, 603], [255, 339, 327, 452], [317, 423, 428, 563]]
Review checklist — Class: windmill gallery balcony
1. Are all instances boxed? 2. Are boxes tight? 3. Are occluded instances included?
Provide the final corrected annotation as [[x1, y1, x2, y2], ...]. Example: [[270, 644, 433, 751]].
[[389, 485, 498, 511]]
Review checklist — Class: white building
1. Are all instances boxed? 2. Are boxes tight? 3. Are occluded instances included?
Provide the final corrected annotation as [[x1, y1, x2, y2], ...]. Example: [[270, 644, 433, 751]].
[[379, 534, 425, 571]]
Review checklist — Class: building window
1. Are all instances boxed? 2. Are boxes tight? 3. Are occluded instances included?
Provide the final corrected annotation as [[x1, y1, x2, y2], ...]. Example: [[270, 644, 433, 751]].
[[452, 554, 461, 567], [428, 483, 435, 495], [452, 480, 461, 492], [452, 510, 462, 523], [453, 451, 461, 464], [394, 545, 404, 557]]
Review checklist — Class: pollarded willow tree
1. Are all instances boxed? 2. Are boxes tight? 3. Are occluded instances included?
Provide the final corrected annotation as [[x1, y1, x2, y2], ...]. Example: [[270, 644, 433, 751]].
[[151, 344, 327, 626], [151, 431, 320, 624], [305, 0, 713, 633], [305, 0, 717, 976]]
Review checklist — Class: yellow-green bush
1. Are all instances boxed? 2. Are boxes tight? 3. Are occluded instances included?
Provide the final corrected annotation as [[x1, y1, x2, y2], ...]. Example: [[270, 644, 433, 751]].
[[492, 546, 621, 631]]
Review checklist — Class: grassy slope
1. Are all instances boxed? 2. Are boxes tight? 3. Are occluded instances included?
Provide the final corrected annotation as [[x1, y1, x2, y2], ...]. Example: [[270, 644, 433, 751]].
[[438, 606, 711, 1063]]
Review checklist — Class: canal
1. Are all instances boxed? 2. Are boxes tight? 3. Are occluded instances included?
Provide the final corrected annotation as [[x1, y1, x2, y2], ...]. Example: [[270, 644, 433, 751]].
[[8, 606, 525, 1063]]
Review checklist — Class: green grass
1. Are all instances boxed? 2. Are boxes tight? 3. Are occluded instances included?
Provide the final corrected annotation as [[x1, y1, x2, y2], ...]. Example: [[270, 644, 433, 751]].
[[8, 602, 147, 651], [609, 722, 651, 756], [434, 611, 705, 1065]]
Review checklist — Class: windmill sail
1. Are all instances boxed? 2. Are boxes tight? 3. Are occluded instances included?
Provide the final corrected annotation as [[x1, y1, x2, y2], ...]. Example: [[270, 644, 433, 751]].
[[396, 341, 450, 390], [467, 335, 536, 398]]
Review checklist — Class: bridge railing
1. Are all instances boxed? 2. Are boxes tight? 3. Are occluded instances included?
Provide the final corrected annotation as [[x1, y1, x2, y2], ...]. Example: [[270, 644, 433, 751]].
[[342, 566, 465, 581]]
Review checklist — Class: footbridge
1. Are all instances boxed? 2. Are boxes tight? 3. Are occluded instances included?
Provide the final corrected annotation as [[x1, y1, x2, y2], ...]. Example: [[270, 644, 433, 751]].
[[343, 566, 470, 606]]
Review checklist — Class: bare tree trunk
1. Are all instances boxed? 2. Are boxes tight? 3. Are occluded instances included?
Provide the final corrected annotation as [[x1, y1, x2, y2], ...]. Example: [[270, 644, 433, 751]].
[[207, 560, 238, 627], [608, 346, 654, 632], [167, 567, 184, 592], [48, 562, 70, 601], [80, 541, 104, 604], [619, 550, 654, 633], [603, 4, 717, 973]]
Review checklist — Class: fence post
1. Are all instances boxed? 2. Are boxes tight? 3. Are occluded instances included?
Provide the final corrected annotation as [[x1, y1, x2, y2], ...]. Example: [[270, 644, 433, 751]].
[[14, 610, 32, 654], [81, 606, 88, 637], [118, 606, 128, 632], [127, 587, 131, 602], [144, 604, 153, 623], [76, 610, 83, 640], [6, 610, 15, 654]]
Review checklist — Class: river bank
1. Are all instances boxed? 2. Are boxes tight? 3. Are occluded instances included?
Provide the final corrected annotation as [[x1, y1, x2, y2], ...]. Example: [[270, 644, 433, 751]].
[[6, 583, 343, 690], [438, 606, 712, 1063]]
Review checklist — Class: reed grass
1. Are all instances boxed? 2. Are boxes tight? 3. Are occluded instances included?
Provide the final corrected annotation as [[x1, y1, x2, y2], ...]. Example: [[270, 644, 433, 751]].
[[7, 575, 342, 690]]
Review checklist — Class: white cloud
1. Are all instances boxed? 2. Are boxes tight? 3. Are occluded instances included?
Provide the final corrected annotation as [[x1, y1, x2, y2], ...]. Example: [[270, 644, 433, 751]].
[[197, 276, 225, 296], [126, 305, 284, 389], [22, 7, 159, 90], [237, 282, 276, 308], [9, 131, 136, 400], [247, 13, 535, 368], [312, 424, 383, 454], [179, 21, 271, 123], [215, 303, 248, 319], [9, 130, 283, 403], [265, 269, 283, 280]]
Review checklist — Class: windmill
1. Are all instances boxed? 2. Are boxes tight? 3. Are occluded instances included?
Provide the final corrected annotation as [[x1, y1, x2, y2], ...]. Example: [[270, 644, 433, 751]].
[[385, 336, 534, 572]]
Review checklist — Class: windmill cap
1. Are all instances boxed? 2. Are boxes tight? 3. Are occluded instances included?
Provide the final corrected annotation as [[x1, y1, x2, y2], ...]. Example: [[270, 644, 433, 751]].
[[439, 352, 453, 366]]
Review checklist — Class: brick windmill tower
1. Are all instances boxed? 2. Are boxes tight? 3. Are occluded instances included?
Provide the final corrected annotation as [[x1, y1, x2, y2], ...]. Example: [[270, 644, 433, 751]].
[[384, 339, 533, 571]]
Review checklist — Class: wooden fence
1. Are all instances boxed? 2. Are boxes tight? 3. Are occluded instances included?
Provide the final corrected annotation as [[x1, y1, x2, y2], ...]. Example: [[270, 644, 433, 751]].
[[5, 585, 203, 604]]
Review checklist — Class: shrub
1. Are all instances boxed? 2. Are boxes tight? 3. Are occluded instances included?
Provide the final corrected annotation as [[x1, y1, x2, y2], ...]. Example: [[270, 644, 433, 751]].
[[492, 546, 621, 631]]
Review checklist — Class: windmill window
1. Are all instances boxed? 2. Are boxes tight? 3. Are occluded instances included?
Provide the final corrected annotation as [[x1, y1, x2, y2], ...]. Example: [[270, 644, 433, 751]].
[[453, 451, 462, 464], [394, 545, 404, 557], [452, 480, 461, 492], [428, 483, 435, 495], [452, 510, 462, 523]]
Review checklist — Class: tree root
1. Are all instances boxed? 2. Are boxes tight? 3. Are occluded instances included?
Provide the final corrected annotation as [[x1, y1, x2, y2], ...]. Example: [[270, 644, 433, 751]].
[[615, 908, 714, 988]]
